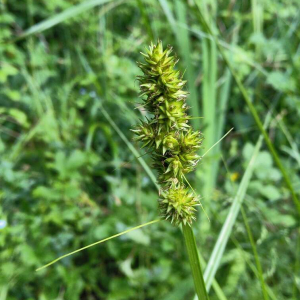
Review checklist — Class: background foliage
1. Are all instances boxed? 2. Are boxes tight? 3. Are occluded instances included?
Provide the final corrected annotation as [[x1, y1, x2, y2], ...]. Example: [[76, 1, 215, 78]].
[[1, 0, 300, 299]]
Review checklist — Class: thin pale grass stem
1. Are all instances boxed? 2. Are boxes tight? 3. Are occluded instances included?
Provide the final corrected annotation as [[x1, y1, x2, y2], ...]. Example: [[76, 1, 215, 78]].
[[36, 219, 160, 272], [201, 128, 234, 158]]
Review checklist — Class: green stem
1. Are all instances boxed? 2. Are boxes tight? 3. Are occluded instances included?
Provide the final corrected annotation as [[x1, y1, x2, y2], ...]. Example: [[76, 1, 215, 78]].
[[241, 206, 269, 300], [182, 224, 209, 300]]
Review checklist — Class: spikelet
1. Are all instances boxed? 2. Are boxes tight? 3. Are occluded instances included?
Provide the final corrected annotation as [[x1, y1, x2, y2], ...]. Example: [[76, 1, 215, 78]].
[[132, 41, 203, 226], [159, 185, 199, 226]]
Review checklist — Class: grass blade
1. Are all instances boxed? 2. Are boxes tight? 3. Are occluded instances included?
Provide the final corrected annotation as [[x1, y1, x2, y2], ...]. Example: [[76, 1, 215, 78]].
[[17, 0, 115, 40], [99, 104, 159, 189], [213, 27, 238, 195], [158, 0, 177, 37], [251, 0, 264, 58], [203, 112, 272, 291], [175, 0, 200, 128], [136, 0, 154, 41], [195, 0, 218, 199], [241, 207, 269, 300], [201, 128, 234, 158], [36, 219, 160, 271]]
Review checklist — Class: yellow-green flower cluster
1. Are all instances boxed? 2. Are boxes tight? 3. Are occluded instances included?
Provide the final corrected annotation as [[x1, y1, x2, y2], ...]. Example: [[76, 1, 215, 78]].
[[132, 41, 203, 226]]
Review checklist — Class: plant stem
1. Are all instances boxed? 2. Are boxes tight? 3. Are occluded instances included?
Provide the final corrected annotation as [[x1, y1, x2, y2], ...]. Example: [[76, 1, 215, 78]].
[[182, 224, 209, 300], [241, 206, 269, 300]]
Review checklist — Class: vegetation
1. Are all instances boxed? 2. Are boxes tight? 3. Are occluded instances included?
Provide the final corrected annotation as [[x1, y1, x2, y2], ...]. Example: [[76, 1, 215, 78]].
[[1, 0, 299, 299]]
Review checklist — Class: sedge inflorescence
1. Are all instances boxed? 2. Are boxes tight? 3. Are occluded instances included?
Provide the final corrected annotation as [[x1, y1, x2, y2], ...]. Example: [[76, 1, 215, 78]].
[[132, 41, 203, 226]]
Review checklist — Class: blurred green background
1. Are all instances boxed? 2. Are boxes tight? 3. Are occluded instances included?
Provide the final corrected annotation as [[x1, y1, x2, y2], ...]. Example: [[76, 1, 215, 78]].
[[1, 0, 300, 299]]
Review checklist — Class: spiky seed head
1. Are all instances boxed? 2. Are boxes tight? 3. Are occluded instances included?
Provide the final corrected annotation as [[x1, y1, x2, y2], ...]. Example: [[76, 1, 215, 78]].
[[162, 133, 179, 155], [159, 185, 199, 226], [132, 41, 204, 226]]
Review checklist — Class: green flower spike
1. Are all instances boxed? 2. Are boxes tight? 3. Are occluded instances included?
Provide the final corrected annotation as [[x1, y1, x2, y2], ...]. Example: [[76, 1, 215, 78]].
[[132, 41, 204, 226], [159, 186, 199, 226], [132, 120, 156, 149]]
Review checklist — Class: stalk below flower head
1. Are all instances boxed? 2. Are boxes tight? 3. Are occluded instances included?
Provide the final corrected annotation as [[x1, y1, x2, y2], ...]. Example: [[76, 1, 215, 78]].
[[132, 41, 203, 226]]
